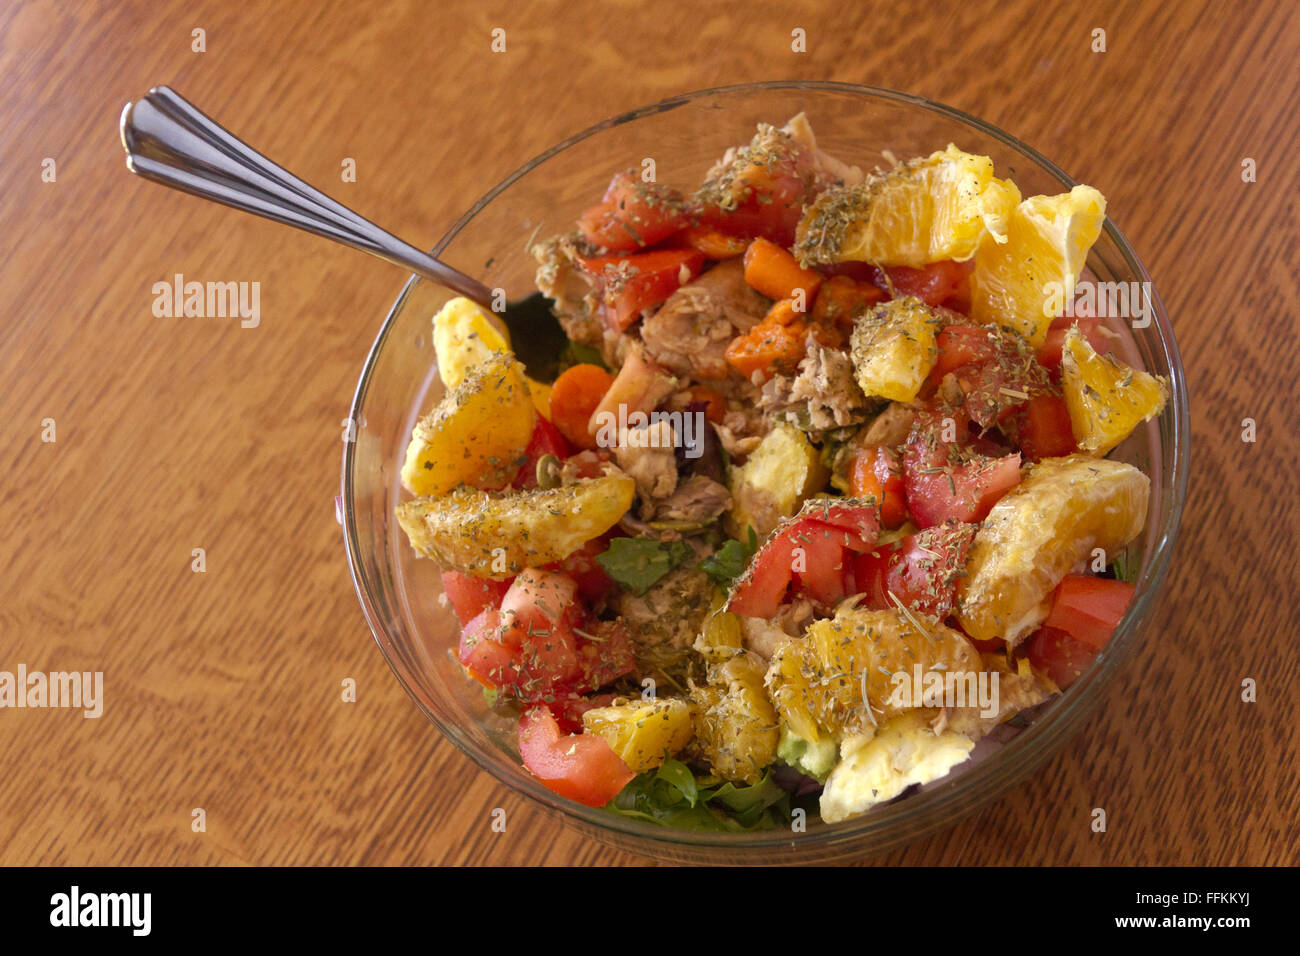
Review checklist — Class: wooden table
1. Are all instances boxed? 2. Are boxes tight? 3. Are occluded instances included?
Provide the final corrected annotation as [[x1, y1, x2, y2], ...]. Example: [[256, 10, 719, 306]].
[[1, 0, 1295, 866]]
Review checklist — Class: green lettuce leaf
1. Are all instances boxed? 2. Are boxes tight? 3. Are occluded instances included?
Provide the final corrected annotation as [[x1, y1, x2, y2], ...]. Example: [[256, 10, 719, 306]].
[[604, 762, 792, 833], [596, 537, 692, 596], [698, 526, 759, 588]]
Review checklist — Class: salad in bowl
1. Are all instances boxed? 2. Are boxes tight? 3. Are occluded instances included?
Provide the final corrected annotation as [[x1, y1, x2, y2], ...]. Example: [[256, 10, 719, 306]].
[[390, 111, 1169, 832]]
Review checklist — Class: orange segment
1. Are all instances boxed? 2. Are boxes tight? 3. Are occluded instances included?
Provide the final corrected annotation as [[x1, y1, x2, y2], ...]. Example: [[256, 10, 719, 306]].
[[956, 455, 1149, 646], [969, 186, 1107, 347], [848, 296, 943, 402], [1061, 328, 1169, 455], [766, 607, 982, 742], [795, 144, 1020, 268]]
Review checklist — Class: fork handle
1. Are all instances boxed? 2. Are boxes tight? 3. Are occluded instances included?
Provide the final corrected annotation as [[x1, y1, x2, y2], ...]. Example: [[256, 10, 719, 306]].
[[119, 86, 493, 305]]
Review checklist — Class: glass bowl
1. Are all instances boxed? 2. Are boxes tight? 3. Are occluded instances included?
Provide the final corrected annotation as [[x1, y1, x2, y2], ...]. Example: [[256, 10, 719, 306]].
[[341, 81, 1190, 864]]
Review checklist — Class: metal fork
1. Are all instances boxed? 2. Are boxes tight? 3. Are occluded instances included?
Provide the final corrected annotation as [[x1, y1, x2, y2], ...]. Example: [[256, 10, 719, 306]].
[[119, 86, 567, 380]]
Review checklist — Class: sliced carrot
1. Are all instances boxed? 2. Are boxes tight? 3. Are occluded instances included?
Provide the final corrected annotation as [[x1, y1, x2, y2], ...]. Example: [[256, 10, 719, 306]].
[[764, 296, 841, 340], [549, 364, 614, 450], [726, 315, 828, 379], [742, 237, 823, 302], [848, 445, 907, 528], [725, 321, 807, 379], [763, 297, 803, 327], [726, 292, 844, 380], [680, 226, 749, 260], [811, 274, 886, 332], [848, 449, 885, 504], [783, 298, 844, 349]]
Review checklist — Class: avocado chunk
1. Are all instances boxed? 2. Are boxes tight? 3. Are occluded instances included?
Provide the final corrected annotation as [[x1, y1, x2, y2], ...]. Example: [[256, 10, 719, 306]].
[[778, 724, 838, 783]]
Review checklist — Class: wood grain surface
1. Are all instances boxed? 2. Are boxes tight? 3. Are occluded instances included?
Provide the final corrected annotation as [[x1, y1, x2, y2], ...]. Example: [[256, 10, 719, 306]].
[[0, 0, 1296, 867]]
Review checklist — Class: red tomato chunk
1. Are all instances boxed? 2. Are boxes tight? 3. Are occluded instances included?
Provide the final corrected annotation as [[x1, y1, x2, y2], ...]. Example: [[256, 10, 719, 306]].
[[518, 706, 634, 807]]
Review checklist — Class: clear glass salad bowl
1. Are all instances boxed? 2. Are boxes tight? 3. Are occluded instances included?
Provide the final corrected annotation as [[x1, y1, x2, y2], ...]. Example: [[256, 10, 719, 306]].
[[341, 81, 1189, 864]]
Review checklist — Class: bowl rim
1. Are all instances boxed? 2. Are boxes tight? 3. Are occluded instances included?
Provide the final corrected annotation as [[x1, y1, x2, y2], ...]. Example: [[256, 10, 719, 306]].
[[342, 80, 1191, 856]]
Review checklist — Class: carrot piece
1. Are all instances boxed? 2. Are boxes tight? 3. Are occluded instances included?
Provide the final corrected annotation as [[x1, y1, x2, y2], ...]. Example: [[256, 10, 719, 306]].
[[725, 324, 805, 379], [848, 448, 885, 503], [680, 227, 749, 260], [811, 275, 886, 331], [742, 237, 823, 302], [727, 293, 848, 380], [686, 386, 726, 424], [726, 290, 846, 380], [763, 297, 803, 327], [849, 445, 906, 528], [549, 364, 614, 450], [774, 296, 844, 348]]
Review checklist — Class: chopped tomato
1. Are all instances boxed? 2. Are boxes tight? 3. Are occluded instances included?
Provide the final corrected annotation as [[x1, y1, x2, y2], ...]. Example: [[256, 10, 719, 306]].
[[875, 260, 974, 306], [727, 506, 879, 616], [956, 359, 1035, 429], [700, 196, 806, 248], [575, 619, 637, 692], [1038, 315, 1108, 369], [1025, 625, 1097, 689], [505, 640, 584, 699], [789, 520, 852, 606], [499, 569, 577, 629], [910, 404, 970, 444], [1028, 563, 1128, 688], [550, 692, 617, 735], [848, 445, 907, 528], [904, 451, 1022, 528], [1017, 393, 1077, 462], [441, 571, 512, 627], [459, 567, 632, 704], [726, 532, 795, 618], [902, 414, 1022, 527], [581, 249, 705, 331], [696, 142, 816, 247], [517, 706, 635, 807], [513, 416, 573, 489], [576, 170, 691, 252], [929, 324, 1002, 383], [929, 323, 1050, 430], [851, 521, 977, 618], [1043, 575, 1135, 650], [457, 609, 514, 687], [799, 499, 881, 552], [553, 535, 620, 604], [494, 570, 584, 696]]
